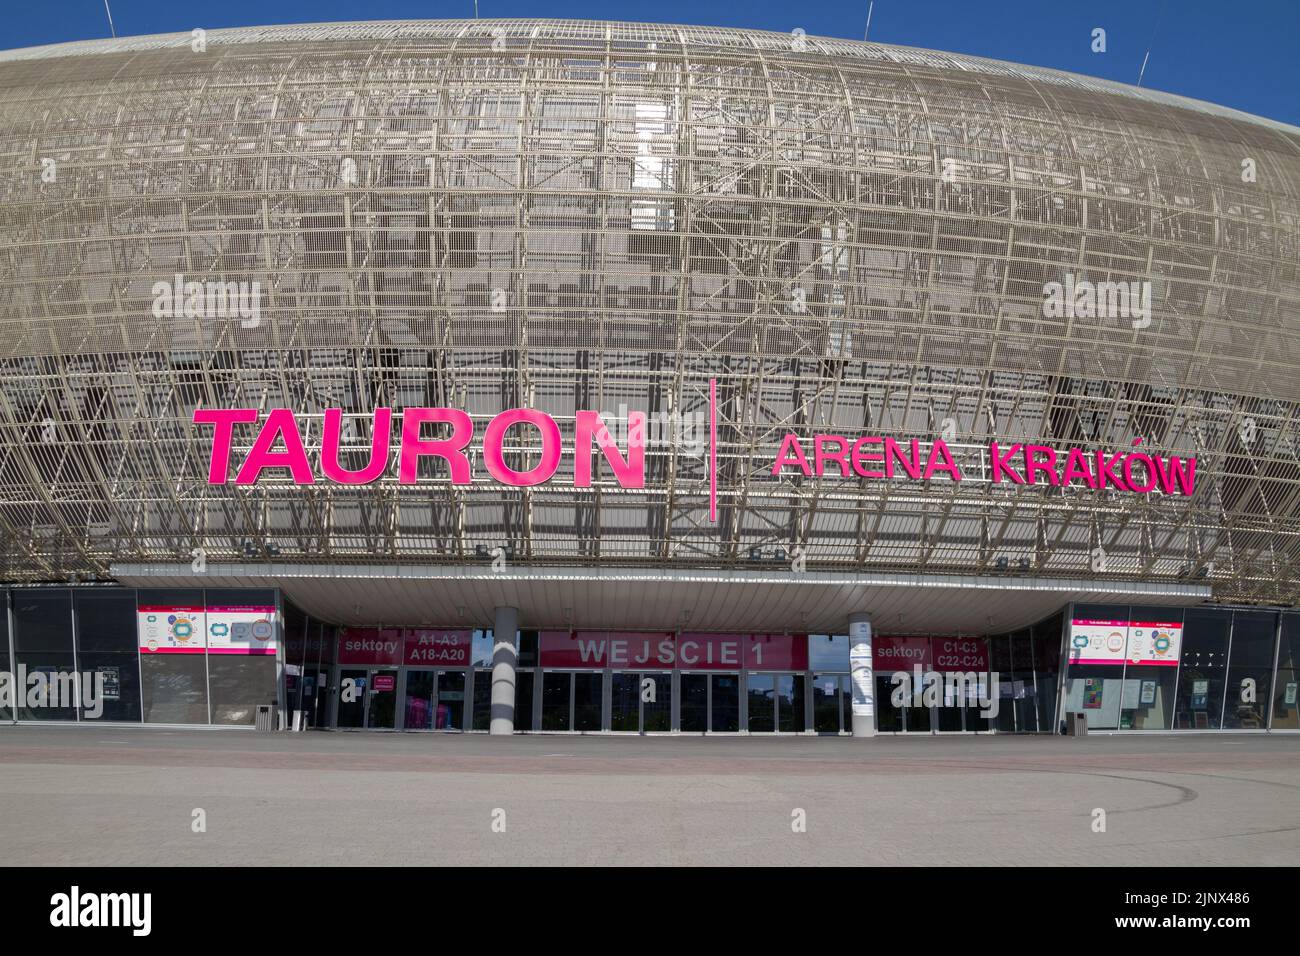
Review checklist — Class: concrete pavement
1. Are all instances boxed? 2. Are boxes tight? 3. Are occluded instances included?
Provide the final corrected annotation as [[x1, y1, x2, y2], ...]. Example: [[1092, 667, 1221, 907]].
[[0, 726, 1296, 865]]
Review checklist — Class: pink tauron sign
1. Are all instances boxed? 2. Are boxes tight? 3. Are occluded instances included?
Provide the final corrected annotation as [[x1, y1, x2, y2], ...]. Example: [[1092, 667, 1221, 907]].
[[193, 407, 644, 488]]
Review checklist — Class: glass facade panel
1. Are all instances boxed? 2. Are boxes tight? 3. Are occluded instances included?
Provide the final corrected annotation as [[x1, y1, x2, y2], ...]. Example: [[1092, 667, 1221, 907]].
[[337, 669, 366, 728], [1064, 603, 1131, 731], [139, 588, 208, 724], [643, 672, 671, 731], [711, 674, 740, 732], [73, 590, 141, 722], [1119, 606, 1182, 730], [1274, 615, 1300, 730], [988, 636, 1016, 732], [573, 673, 602, 731], [515, 670, 534, 732], [0, 592, 9, 721], [366, 670, 397, 729], [1222, 611, 1276, 730], [12, 589, 76, 721], [875, 674, 902, 731], [404, 670, 436, 730], [438, 671, 466, 730], [747, 673, 775, 732], [812, 673, 843, 733], [610, 672, 638, 731], [1174, 608, 1231, 730], [1007, 630, 1036, 732], [808, 634, 848, 671], [680, 673, 707, 732], [777, 674, 806, 733], [542, 672, 571, 731], [1031, 615, 1063, 733], [472, 668, 493, 730]]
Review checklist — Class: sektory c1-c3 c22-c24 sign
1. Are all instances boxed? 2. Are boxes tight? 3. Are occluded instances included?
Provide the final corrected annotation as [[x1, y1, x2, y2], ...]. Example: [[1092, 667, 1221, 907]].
[[191, 407, 1197, 496]]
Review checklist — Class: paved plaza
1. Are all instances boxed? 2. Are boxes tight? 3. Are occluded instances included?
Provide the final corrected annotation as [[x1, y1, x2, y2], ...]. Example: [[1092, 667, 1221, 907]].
[[0, 727, 1296, 865]]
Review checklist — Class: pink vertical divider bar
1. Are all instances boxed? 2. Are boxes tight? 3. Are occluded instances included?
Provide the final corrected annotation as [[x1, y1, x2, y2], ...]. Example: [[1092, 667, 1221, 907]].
[[710, 377, 718, 523]]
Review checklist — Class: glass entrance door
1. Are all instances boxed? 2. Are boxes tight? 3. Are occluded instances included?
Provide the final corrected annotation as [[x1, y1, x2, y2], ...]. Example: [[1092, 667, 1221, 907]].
[[711, 674, 740, 731], [679, 673, 741, 733], [539, 671, 606, 731], [404, 669, 436, 729], [403, 669, 467, 731], [747, 673, 775, 732], [365, 669, 397, 729], [337, 668, 366, 728], [610, 672, 672, 732]]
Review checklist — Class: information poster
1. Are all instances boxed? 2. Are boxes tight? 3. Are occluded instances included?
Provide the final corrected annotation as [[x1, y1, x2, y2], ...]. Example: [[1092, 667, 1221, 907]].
[[1083, 678, 1104, 708], [848, 618, 874, 719], [137, 605, 206, 654], [1126, 621, 1183, 666], [96, 666, 121, 700], [1068, 619, 1129, 665], [206, 604, 277, 655]]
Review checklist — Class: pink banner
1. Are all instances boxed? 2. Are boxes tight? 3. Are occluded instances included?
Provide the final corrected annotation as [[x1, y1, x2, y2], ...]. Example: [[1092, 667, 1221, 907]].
[[932, 638, 988, 673], [873, 636, 932, 670], [337, 627, 403, 665], [537, 632, 807, 670], [404, 629, 472, 667]]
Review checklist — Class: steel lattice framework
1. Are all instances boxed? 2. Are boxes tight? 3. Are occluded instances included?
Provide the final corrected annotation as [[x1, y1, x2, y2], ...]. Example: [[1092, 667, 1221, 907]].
[[0, 19, 1299, 604]]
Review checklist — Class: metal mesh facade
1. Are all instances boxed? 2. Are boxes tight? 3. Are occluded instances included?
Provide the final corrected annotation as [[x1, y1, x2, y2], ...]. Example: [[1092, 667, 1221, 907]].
[[1, 19, 1299, 604]]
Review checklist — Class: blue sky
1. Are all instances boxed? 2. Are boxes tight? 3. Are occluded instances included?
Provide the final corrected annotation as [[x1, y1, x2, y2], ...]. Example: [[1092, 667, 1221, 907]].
[[5, 0, 1297, 125]]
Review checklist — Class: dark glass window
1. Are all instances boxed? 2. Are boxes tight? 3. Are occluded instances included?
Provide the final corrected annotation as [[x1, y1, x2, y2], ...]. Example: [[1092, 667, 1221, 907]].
[[1174, 608, 1231, 730], [680, 673, 707, 732], [541, 672, 571, 730], [1274, 615, 1300, 729], [1030, 614, 1063, 733], [573, 672, 602, 731], [12, 589, 76, 721], [1223, 611, 1276, 730], [0, 590, 10, 721], [74, 589, 141, 722], [472, 668, 493, 730]]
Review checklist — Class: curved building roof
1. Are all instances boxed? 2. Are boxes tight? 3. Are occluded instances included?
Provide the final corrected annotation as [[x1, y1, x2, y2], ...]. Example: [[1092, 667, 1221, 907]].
[[0, 18, 1296, 136]]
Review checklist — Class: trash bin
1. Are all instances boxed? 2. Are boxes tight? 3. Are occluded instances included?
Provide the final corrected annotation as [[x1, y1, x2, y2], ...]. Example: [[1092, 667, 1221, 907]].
[[1066, 711, 1088, 736], [255, 704, 275, 732]]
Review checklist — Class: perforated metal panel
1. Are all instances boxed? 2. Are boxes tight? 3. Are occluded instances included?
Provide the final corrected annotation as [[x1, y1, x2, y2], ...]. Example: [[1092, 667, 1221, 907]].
[[1, 20, 1298, 604]]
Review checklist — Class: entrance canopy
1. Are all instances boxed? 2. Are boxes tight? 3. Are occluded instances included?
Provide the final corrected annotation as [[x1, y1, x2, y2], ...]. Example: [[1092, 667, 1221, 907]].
[[110, 564, 1211, 634]]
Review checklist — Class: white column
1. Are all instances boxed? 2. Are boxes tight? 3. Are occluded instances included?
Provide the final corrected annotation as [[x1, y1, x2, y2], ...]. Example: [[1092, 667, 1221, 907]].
[[490, 606, 519, 735], [848, 613, 875, 737]]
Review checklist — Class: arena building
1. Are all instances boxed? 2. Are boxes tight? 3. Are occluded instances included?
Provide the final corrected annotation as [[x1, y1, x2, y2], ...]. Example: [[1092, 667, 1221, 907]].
[[1, 19, 1299, 735]]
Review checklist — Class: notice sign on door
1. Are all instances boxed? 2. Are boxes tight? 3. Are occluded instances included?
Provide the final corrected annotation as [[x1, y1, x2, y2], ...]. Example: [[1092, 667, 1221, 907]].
[[207, 605, 277, 655], [1068, 619, 1129, 665], [138, 605, 206, 654]]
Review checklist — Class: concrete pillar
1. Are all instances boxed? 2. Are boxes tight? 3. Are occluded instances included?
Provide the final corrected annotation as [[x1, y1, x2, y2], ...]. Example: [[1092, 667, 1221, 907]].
[[848, 613, 875, 737], [489, 606, 519, 735]]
